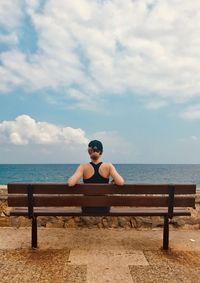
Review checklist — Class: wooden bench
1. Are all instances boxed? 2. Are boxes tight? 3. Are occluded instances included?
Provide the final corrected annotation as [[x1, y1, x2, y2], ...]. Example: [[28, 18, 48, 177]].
[[7, 183, 196, 250]]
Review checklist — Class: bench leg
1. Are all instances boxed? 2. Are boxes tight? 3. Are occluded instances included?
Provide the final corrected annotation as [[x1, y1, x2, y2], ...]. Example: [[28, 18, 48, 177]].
[[163, 216, 169, 250], [32, 217, 38, 249]]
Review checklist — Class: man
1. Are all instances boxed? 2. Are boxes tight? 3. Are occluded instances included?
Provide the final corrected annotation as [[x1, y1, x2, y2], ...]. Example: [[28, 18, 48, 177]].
[[67, 140, 124, 213]]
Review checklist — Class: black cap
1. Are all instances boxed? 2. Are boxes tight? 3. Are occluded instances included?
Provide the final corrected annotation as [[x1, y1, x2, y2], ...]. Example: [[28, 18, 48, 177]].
[[88, 140, 103, 153]]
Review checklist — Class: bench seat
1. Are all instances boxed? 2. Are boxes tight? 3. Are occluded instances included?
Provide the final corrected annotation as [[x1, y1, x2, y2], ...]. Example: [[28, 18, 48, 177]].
[[10, 206, 191, 217]]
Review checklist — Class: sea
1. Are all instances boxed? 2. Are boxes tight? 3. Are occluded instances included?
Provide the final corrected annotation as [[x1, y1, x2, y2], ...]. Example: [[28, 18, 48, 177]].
[[0, 164, 200, 187]]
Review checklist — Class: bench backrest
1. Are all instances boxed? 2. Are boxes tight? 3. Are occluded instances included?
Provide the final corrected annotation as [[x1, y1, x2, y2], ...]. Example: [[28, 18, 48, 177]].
[[8, 183, 196, 211]]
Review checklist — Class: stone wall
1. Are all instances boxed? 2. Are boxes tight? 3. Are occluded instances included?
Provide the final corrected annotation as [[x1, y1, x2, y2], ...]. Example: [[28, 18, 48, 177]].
[[1, 186, 200, 229]]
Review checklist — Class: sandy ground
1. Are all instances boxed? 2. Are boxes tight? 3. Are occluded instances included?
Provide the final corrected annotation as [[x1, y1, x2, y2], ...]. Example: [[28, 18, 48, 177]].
[[0, 227, 200, 283]]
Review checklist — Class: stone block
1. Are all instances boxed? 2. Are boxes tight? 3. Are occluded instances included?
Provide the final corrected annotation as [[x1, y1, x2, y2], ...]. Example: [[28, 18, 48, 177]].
[[135, 217, 152, 228], [46, 221, 64, 228], [18, 216, 31, 227], [118, 217, 131, 228], [64, 218, 76, 228], [79, 216, 101, 228], [102, 218, 109, 228], [0, 217, 11, 227], [152, 217, 163, 228]]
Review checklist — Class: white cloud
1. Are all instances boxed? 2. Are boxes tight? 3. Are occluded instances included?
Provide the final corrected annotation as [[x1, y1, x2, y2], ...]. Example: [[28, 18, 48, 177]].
[[180, 105, 200, 120], [1, 0, 200, 109], [90, 131, 136, 162], [68, 89, 106, 112], [145, 100, 168, 110], [0, 115, 134, 163], [0, 33, 18, 45], [191, 135, 198, 141], [0, 0, 23, 29], [179, 135, 199, 142], [0, 115, 89, 145]]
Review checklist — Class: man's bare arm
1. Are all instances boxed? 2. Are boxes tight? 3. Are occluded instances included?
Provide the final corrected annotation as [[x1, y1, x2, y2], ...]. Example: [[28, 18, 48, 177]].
[[67, 164, 84, 187], [109, 164, 124, 185]]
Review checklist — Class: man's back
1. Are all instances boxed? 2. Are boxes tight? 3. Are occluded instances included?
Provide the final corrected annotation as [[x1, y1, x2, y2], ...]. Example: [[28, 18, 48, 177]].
[[82, 162, 110, 182], [67, 140, 124, 213]]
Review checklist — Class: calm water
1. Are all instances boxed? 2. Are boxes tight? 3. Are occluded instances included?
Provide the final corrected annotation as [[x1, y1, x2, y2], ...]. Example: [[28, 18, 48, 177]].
[[0, 164, 200, 186]]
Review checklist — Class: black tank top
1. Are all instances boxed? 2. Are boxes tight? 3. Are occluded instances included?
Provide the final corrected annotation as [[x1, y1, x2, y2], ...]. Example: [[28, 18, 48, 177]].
[[83, 162, 109, 183]]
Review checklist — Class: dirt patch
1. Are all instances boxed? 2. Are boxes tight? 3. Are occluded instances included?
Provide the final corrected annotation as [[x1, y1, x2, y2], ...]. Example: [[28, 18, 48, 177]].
[[130, 265, 200, 283], [0, 248, 86, 283], [145, 249, 200, 267]]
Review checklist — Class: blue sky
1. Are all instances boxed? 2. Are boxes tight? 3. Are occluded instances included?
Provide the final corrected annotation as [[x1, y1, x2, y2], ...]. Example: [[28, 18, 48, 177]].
[[1, 0, 200, 163]]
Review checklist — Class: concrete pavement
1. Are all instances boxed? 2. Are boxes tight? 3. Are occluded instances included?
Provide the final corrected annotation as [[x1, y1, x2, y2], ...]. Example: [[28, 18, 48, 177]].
[[0, 227, 200, 282]]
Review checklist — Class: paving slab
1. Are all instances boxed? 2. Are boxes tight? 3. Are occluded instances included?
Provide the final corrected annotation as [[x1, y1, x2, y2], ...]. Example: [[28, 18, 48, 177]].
[[69, 248, 148, 283]]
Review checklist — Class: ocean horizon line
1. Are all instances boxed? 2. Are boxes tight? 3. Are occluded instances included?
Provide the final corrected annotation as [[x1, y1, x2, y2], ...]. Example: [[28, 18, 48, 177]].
[[1, 163, 200, 165], [1, 164, 200, 186]]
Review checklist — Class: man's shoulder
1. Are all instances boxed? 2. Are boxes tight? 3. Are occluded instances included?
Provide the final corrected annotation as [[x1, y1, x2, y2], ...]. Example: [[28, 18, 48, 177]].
[[102, 162, 113, 168], [80, 163, 90, 168]]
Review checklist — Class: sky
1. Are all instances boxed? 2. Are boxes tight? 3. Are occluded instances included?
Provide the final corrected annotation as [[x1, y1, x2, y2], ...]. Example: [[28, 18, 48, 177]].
[[0, 0, 200, 164]]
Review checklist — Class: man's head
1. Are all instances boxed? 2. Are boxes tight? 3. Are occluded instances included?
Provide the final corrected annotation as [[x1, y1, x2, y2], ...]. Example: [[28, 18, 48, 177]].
[[88, 140, 103, 161]]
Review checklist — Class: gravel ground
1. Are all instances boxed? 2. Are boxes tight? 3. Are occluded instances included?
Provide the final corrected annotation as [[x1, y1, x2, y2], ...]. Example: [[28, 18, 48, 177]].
[[0, 228, 200, 283], [130, 250, 200, 283]]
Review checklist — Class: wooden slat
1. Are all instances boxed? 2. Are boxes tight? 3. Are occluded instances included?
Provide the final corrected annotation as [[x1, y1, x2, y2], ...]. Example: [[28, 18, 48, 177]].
[[7, 183, 196, 195], [7, 195, 195, 208], [10, 207, 191, 217]]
